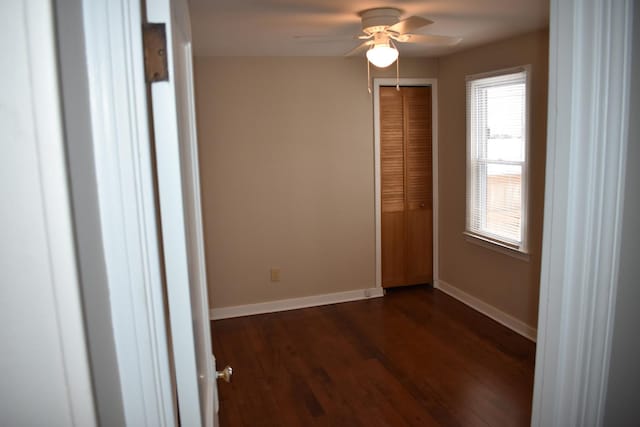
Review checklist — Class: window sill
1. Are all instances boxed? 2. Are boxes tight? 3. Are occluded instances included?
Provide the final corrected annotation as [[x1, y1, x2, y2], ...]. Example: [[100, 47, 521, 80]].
[[463, 232, 530, 262]]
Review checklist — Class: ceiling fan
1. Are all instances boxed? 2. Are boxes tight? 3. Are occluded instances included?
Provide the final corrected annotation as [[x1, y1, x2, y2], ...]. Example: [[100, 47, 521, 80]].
[[346, 8, 462, 68]]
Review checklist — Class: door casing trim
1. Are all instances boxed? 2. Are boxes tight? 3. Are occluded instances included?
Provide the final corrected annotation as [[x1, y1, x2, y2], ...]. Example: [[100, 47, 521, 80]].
[[81, 0, 176, 425], [531, 0, 633, 425]]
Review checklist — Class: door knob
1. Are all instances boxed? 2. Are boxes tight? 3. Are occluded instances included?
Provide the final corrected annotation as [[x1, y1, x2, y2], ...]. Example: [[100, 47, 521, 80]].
[[216, 366, 233, 383]]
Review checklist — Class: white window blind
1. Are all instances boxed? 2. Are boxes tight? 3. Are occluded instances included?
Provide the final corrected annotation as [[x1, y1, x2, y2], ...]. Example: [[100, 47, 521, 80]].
[[466, 67, 529, 251]]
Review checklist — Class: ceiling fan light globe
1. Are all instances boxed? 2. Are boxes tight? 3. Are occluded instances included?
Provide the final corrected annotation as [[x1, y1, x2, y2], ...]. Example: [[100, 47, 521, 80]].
[[366, 45, 398, 68]]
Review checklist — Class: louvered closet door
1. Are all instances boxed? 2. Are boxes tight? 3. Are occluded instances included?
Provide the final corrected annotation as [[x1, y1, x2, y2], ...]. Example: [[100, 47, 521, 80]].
[[380, 87, 406, 286], [380, 86, 433, 288], [404, 87, 433, 285]]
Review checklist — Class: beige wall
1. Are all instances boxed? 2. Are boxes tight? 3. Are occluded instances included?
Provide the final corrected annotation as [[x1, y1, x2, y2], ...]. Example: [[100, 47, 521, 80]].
[[437, 30, 549, 328], [194, 57, 438, 308]]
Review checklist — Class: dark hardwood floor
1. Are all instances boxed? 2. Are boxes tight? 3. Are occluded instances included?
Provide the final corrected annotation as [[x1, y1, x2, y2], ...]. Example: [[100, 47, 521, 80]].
[[211, 286, 536, 426]]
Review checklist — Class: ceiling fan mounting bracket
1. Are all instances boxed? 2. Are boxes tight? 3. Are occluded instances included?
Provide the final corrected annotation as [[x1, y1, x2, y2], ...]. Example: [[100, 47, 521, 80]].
[[359, 7, 402, 35]]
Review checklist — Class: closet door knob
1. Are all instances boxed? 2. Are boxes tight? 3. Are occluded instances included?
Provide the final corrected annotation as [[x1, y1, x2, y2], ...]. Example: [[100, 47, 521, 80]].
[[216, 366, 233, 383]]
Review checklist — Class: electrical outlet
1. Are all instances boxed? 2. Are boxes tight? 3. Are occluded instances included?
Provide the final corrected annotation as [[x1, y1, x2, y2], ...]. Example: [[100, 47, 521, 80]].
[[270, 268, 280, 282]]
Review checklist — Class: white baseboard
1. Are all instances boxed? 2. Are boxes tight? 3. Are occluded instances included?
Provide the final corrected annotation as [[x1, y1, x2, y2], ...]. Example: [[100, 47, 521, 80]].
[[210, 287, 385, 320], [435, 280, 537, 342]]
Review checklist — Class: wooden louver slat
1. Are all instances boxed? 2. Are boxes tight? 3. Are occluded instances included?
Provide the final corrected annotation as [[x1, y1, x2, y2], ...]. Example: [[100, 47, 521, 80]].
[[404, 87, 432, 209], [380, 87, 405, 213]]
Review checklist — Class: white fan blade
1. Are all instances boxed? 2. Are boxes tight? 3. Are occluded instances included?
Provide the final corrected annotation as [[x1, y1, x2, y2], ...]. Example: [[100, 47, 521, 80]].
[[387, 16, 433, 35], [396, 33, 462, 46], [344, 40, 374, 57]]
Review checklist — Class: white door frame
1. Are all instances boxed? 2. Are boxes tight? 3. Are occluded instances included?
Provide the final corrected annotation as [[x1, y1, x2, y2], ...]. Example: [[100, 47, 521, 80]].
[[373, 78, 439, 289], [531, 0, 633, 425], [80, 0, 176, 425]]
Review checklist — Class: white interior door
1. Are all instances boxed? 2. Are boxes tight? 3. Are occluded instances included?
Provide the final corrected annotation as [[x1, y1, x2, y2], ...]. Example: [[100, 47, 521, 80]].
[[145, 0, 219, 426]]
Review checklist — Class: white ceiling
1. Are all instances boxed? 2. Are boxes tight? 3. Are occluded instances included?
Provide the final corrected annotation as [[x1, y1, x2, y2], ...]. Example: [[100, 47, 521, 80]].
[[189, 0, 549, 58]]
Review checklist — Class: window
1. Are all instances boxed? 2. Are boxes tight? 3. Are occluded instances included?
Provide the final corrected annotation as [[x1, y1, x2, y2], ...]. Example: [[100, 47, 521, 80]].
[[466, 67, 529, 253]]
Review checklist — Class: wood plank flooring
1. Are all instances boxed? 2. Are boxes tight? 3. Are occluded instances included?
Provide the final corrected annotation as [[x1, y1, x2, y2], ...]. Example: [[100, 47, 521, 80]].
[[211, 285, 536, 426]]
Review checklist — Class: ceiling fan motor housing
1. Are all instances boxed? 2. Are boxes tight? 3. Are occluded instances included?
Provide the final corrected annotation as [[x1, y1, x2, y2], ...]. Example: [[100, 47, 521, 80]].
[[359, 8, 402, 35]]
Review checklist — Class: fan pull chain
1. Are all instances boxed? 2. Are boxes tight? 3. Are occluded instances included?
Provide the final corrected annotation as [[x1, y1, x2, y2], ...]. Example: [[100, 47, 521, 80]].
[[367, 59, 372, 94], [394, 41, 400, 91]]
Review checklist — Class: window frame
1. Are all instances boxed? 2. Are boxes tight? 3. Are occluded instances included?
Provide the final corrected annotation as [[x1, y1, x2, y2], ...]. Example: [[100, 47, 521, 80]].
[[465, 65, 531, 256]]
